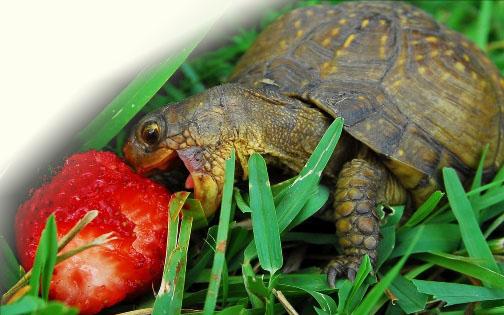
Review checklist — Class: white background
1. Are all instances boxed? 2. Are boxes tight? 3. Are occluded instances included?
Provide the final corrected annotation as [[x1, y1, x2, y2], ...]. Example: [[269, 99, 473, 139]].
[[0, 0, 283, 239]]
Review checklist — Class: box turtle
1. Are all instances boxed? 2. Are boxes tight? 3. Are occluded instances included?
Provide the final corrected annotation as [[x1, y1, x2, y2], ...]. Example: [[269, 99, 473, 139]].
[[123, 1, 504, 284]]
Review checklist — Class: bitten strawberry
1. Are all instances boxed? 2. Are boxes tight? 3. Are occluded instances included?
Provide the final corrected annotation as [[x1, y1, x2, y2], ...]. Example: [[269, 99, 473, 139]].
[[15, 151, 170, 315]]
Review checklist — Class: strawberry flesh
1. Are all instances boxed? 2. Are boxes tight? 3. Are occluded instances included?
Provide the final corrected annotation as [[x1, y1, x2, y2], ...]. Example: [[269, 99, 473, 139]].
[[15, 151, 170, 315]]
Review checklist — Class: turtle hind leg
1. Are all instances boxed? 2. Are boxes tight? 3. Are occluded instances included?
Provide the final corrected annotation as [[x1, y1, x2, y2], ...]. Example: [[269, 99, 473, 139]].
[[326, 158, 388, 286]]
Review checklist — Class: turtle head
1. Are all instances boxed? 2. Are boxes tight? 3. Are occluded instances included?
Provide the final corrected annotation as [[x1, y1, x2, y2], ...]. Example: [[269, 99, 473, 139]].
[[124, 84, 241, 217]]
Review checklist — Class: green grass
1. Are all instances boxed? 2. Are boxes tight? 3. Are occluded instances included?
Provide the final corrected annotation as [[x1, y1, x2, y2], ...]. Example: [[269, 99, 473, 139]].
[[2, 1, 504, 314]]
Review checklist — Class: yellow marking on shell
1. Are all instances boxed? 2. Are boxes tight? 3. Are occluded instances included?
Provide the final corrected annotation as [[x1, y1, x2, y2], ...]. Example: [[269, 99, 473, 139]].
[[331, 27, 340, 36], [462, 41, 469, 47], [426, 36, 438, 43], [418, 66, 426, 75], [279, 40, 287, 49], [411, 40, 420, 45], [430, 50, 439, 57], [491, 73, 498, 81], [390, 80, 402, 89], [442, 72, 450, 80], [455, 62, 465, 72], [328, 9, 336, 15], [365, 123, 372, 131], [379, 19, 386, 26], [380, 35, 388, 58], [361, 19, 369, 28], [415, 55, 424, 61], [500, 78, 504, 88], [336, 50, 346, 57], [339, 18, 347, 25], [343, 34, 356, 48], [320, 62, 331, 74], [445, 50, 454, 56], [294, 19, 302, 29], [330, 65, 337, 73], [471, 71, 478, 80], [398, 149, 405, 157], [357, 95, 366, 101], [380, 35, 388, 44], [448, 42, 456, 47], [463, 54, 470, 62], [380, 47, 386, 59], [296, 30, 304, 38], [306, 9, 314, 16], [321, 37, 331, 47]]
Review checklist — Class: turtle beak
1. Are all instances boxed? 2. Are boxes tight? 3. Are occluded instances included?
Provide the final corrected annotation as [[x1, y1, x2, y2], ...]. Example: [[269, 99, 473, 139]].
[[177, 148, 221, 217], [123, 140, 221, 217], [123, 140, 177, 175], [189, 172, 220, 217]]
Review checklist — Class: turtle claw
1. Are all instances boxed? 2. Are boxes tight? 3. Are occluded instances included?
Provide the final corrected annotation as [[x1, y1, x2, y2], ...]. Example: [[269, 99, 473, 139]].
[[325, 256, 361, 287]]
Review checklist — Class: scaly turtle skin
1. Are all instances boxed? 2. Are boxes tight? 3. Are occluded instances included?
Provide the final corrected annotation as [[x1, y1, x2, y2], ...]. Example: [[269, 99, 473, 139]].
[[123, 1, 504, 285]]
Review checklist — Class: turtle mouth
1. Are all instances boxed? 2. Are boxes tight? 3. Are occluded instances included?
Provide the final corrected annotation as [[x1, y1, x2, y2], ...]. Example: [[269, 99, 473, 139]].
[[123, 141, 219, 217]]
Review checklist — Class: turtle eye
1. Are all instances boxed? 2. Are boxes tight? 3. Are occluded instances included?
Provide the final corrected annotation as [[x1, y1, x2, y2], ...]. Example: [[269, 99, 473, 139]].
[[141, 121, 161, 145]]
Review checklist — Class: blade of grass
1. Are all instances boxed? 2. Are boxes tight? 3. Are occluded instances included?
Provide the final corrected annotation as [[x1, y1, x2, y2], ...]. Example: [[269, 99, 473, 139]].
[[353, 225, 423, 315], [468, 0, 493, 50], [287, 185, 329, 230], [413, 280, 504, 306], [234, 188, 251, 213], [389, 274, 428, 314], [242, 118, 344, 263], [152, 213, 193, 315], [152, 192, 192, 315], [184, 198, 208, 230], [390, 224, 460, 258], [484, 212, 504, 238], [401, 191, 444, 228], [186, 226, 218, 287], [0, 295, 78, 315], [277, 273, 338, 292], [276, 118, 344, 232], [417, 252, 504, 289], [248, 153, 283, 275], [77, 30, 209, 151], [180, 63, 206, 94], [343, 255, 372, 314], [443, 168, 499, 274], [278, 284, 337, 314], [473, 306, 504, 315], [2, 211, 104, 303], [28, 215, 57, 301], [203, 150, 236, 315], [56, 210, 98, 252], [241, 263, 265, 309], [470, 144, 489, 191], [271, 177, 297, 198], [377, 205, 404, 269], [0, 235, 21, 292]]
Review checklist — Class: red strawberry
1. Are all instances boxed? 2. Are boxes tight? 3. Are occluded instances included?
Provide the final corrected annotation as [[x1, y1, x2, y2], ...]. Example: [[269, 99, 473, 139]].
[[15, 150, 170, 315]]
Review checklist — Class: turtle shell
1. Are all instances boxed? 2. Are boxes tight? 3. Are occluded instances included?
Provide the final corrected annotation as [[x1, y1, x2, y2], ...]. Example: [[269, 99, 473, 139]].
[[231, 1, 504, 203]]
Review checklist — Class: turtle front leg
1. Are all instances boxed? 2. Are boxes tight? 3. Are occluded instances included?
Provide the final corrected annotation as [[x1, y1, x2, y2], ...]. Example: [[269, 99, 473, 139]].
[[326, 158, 389, 285]]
